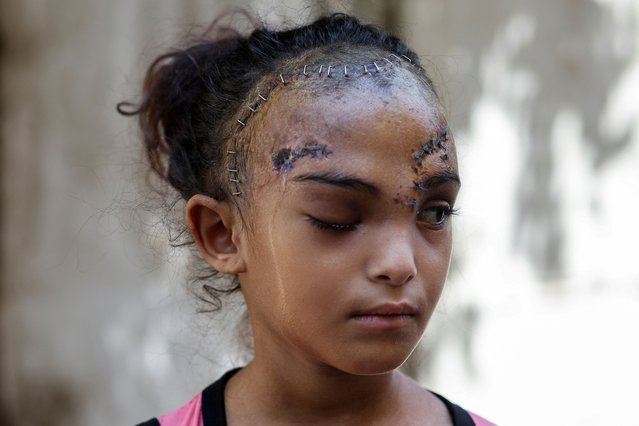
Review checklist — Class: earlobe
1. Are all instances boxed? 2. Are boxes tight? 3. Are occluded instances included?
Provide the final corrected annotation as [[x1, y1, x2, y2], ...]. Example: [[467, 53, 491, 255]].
[[185, 194, 246, 274]]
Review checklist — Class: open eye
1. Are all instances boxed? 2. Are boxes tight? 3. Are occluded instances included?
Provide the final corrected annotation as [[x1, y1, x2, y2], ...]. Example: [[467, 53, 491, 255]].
[[306, 216, 360, 233], [417, 205, 457, 226]]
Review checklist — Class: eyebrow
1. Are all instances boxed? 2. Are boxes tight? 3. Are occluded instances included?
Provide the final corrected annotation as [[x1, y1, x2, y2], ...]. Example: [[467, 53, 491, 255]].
[[290, 170, 461, 194], [419, 171, 462, 188], [290, 171, 380, 195]]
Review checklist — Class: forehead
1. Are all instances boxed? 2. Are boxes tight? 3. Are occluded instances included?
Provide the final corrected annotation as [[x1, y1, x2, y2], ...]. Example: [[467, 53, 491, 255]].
[[246, 87, 458, 201], [250, 80, 451, 177], [242, 80, 461, 207]]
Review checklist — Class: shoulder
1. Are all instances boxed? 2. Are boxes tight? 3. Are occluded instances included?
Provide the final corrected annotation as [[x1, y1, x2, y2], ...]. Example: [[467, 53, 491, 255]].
[[402, 375, 495, 426], [134, 368, 241, 426], [430, 391, 496, 426], [158, 393, 204, 426], [135, 393, 203, 426], [467, 411, 496, 426]]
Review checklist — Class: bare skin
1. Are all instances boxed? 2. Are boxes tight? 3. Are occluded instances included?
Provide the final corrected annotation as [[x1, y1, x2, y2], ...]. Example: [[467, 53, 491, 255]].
[[186, 76, 460, 425]]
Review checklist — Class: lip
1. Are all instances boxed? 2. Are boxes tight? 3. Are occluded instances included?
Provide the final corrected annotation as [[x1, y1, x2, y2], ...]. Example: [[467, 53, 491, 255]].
[[350, 302, 418, 329], [353, 302, 418, 317]]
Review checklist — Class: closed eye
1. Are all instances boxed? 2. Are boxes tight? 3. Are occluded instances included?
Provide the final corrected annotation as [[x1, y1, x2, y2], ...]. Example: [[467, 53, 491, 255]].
[[306, 216, 360, 233]]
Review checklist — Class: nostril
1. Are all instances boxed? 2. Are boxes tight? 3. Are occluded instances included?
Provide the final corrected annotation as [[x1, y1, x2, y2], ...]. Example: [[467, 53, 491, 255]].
[[375, 271, 415, 286], [402, 272, 416, 285], [377, 274, 391, 282]]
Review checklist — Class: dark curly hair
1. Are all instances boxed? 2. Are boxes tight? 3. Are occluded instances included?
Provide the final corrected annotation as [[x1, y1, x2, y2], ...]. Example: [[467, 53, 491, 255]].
[[117, 12, 437, 310]]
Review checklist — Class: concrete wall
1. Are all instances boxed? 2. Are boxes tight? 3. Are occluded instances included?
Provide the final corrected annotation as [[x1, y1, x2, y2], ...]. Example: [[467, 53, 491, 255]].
[[2, 1, 637, 424]]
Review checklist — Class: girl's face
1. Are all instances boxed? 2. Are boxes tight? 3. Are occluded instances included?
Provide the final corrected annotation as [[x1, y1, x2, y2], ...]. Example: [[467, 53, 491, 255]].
[[237, 79, 459, 375]]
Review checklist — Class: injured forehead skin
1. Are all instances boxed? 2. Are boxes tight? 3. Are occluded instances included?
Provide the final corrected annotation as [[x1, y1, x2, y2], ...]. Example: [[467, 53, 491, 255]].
[[411, 125, 456, 190], [392, 123, 457, 207], [248, 66, 457, 204], [271, 142, 332, 174]]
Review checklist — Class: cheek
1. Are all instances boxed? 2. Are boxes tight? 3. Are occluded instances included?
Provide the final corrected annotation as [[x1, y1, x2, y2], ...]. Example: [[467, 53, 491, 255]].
[[246, 212, 337, 318], [418, 229, 453, 288], [256, 229, 345, 354], [269, 224, 343, 301]]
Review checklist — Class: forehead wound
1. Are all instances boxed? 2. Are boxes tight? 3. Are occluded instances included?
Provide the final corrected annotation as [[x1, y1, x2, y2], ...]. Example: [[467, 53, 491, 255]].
[[227, 53, 422, 196], [236, 53, 416, 128], [412, 126, 452, 191], [271, 143, 332, 174]]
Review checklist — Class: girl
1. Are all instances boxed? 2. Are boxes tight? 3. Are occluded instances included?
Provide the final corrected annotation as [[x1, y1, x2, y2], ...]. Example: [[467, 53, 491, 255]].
[[121, 12, 493, 426]]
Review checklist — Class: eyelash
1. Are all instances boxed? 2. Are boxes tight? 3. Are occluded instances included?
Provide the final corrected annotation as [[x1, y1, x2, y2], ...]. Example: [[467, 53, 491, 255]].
[[306, 206, 458, 233], [417, 206, 459, 227], [306, 216, 360, 233]]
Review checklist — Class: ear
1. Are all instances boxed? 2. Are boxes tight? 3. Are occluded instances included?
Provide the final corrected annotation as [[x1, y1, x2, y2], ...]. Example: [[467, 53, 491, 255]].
[[185, 194, 246, 275]]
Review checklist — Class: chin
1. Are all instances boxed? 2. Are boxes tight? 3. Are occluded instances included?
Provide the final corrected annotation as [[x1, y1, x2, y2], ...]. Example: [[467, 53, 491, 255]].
[[337, 347, 415, 376]]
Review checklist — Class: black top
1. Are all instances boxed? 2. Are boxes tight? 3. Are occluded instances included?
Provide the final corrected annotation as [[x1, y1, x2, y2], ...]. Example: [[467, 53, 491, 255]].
[[137, 368, 477, 426]]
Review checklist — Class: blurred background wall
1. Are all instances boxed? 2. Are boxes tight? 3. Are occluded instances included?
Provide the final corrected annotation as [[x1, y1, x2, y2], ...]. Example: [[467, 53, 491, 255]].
[[1, 0, 638, 424]]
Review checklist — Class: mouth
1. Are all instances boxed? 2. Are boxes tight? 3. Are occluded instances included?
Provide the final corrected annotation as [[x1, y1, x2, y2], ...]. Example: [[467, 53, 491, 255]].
[[350, 303, 418, 328]]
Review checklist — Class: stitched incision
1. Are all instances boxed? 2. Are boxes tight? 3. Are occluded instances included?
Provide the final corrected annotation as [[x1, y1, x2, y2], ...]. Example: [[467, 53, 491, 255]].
[[230, 55, 414, 195]]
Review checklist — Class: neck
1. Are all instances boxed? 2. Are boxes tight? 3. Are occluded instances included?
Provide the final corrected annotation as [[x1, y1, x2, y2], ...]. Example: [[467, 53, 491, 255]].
[[227, 342, 405, 423]]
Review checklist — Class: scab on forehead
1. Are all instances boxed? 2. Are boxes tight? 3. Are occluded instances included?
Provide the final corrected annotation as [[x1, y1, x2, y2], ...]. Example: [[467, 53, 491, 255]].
[[271, 143, 332, 174], [413, 126, 449, 163], [412, 125, 451, 190]]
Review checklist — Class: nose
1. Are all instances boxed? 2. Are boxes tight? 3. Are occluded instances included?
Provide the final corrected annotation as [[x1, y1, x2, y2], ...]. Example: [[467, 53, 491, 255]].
[[366, 226, 417, 286]]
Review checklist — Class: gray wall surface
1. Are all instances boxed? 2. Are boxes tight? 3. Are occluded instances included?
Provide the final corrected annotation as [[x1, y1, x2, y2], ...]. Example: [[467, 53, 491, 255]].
[[2, 1, 638, 424]]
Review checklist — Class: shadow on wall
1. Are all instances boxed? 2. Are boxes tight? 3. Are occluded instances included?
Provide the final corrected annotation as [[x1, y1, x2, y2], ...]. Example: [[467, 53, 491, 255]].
[[467, 1, 630, 281], [0, 378, 78, 426]]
